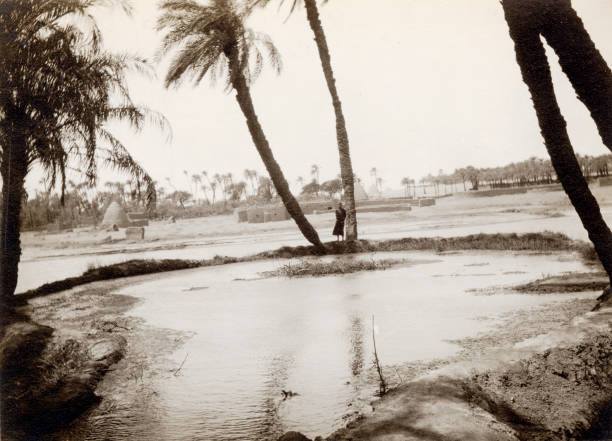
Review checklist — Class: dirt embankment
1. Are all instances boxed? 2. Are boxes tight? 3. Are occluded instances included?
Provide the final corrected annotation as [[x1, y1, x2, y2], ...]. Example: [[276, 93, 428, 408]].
[[0, 284, 136, 439], [19, 232, 593, 300], [516, 272, 609, 295], [282, 306, 612, 441], [1, 272, 192, 441]]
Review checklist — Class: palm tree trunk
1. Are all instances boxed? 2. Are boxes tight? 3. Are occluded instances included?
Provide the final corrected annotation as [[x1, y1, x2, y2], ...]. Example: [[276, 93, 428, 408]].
[[303, 0, 358, 241], [535, 0, 612, 150], [0, 129, 28, 308], [228, 55, 325, 252], [503, 0, 612, 283]]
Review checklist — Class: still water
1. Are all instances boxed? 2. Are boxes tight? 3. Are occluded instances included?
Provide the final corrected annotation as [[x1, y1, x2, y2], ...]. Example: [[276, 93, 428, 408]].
[[61, 251, 597, 440], [17, 206, 610, 293]]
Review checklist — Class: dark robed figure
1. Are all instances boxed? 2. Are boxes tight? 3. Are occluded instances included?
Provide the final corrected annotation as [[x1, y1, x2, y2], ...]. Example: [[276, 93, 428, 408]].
[[333, 202, 346, 241]]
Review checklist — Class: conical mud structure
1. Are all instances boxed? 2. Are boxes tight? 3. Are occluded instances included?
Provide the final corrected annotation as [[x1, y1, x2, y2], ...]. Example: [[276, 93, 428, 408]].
[[354, 181, 369, 201], [100, 201, 129, 228]]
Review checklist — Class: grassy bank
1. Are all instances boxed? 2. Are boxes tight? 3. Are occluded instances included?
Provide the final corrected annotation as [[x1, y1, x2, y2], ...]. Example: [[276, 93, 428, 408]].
[[516, 271, 609, 293], [19, 232, 598, 300], [261, 257, 405, 278]]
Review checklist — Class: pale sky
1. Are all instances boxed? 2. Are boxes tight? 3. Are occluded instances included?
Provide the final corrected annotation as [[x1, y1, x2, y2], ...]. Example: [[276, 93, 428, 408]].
[[26, 0, 612, 194]]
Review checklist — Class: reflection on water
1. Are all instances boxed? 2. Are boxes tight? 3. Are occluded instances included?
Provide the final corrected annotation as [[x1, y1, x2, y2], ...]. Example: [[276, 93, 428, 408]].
[[53, 251, 597, 440], [349, 315, 365, 377]]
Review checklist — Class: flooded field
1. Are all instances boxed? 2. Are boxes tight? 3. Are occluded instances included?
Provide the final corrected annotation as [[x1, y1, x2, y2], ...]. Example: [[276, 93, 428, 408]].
[[17, 199, 612, 292], [56, 251, 599, 440]]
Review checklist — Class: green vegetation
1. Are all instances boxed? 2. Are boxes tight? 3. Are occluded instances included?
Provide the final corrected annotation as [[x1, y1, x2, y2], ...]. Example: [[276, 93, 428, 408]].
[[262, 257, 404, 278]]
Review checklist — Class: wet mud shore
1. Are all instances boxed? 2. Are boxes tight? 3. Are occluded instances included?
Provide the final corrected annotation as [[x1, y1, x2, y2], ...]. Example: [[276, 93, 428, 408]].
[[2, 236, 610, 440], [284, 300, 612, 441]]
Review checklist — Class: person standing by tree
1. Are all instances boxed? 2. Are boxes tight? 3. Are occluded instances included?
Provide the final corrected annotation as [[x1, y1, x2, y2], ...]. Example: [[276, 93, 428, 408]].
[[333, 201, 346, 242]]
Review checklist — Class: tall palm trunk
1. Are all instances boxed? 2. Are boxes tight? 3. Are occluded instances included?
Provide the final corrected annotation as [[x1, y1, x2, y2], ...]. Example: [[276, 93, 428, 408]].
[[535, 0, 612, 150], [303, 0, 357, 240], [503, 0, 612, 283], [0, 124, 28, 307], [228, 54, 325, 253]]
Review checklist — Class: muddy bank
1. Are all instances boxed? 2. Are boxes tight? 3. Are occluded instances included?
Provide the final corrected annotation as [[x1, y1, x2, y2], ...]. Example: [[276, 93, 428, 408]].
[[1, 324, 127, 439], [18, 232, 595, 301], [516, 271, 609, 294], [2, 275, 191, 440], [283, 305, 612, 441], [3, 239, 607, 440], [0, 276, 164, 440], [516, 272, 612, 312]]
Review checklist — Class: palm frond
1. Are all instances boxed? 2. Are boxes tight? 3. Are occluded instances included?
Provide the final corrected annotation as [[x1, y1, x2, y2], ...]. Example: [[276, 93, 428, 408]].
[[98, 129, 156, 208], [1, 0, 164, 208], [157, 0, 281, 89]]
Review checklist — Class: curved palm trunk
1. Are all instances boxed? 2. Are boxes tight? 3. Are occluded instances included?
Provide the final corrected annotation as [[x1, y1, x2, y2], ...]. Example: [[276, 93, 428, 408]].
[[535, 0, 612, 150], [303, 0, 357, 240], [0, 128, 27, 308], [228, 56, 325, 252], [503, 0, 612, 283]]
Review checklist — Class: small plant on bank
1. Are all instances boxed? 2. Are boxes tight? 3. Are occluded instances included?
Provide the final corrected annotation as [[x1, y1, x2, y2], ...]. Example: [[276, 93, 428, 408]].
[[372, 316, 387, 397]]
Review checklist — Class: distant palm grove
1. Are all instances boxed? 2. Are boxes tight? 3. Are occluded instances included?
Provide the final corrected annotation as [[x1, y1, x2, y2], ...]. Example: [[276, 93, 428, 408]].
[[2, 0, 612, 306]]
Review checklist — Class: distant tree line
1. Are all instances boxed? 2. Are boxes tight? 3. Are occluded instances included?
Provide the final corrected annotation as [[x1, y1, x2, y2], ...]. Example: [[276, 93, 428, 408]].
[[412, 154, 612, 194]]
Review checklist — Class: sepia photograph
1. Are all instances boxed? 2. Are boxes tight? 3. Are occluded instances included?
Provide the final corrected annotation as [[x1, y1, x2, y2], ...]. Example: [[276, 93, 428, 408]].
[[1, 0, 612, 439]]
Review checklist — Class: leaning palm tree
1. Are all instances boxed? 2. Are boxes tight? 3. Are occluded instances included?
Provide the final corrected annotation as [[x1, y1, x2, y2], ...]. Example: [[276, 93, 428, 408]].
[[254, 0, 358, 240], [0, 0, 166, 307], [530, 0, 612, 150], [157, 0, 324, 251], [502, 0, 612, 283]]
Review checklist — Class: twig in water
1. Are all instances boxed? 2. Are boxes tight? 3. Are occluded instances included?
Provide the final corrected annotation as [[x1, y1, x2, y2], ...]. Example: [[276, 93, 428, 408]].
[[173, 353, 189, 376], [372, 315, 387, 396], [393, 367, 404, 385]]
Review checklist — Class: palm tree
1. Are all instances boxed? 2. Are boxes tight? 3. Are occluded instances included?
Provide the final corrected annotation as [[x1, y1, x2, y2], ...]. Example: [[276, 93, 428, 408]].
[[376, 177, 383, 194], [210, 181, 218, 205], [310, 164, 320, 184], [370, 167, 378, 189], [0, 0, 165, 306], [192, 174, 202, 202], [244, 169, 255, 195], [157, 0, 324, 251], [200, 184, 211, 204], [532, 0, 612, 151], [213, 173, 227, 206], [401, 177, 411, 198], [503, 0, 612, 283], [253, 0, 358, 240], [419, 177, 427, 195], [249, 169, 259, 195]]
